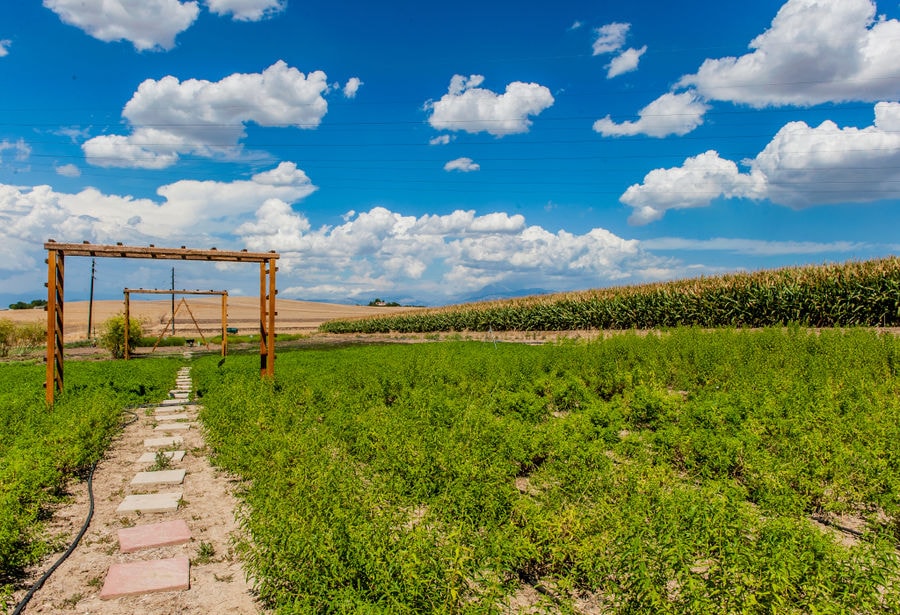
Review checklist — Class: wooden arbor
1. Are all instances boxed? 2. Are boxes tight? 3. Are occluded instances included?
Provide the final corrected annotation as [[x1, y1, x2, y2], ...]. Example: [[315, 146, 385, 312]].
[[123, 289, 228, 360], [44, 241, 279, 405]]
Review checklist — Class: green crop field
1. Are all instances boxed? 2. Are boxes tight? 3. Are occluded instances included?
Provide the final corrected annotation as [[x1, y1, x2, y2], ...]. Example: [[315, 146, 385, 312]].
[[321, 257, 900, 334], [194, 328, 900, 613], [0, 357, 180, 603]]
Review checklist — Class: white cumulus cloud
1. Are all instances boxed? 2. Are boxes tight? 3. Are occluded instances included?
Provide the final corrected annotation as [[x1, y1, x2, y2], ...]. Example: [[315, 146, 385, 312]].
[[444, 157, 480, 172], [426, 74, 554, 137], [592, 22, 630, 55], [204, 0, 285, 21], [238, 204, 667, 301], [82, 61, 331, 168], [429, 135, 452, 146], [54, 163, 81, 177], [43, 0, 199, 51], [607, 45, 647, 78], [0, 40, 11, 57], [678, 0, 900, 106], [0, 161, 316, 273], [343, 77, 362, 98], [620, 102, 900, 223], [593, 91, 709, 138], [621, 151, 767, 225]]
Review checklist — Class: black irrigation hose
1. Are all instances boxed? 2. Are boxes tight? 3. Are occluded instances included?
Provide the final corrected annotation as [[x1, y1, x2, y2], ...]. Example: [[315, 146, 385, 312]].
[[11, 409, 140, 615]]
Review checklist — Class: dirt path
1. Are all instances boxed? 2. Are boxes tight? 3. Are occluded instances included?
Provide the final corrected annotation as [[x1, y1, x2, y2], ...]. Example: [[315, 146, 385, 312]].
[[11, 364, 266, 614]]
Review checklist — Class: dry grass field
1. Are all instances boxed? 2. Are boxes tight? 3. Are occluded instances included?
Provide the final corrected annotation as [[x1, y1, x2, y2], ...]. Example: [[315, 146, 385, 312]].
[[0, 297, 402, 342]]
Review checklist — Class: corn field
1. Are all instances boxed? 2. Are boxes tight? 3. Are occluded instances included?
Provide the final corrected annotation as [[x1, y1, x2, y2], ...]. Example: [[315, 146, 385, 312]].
[[320, 257, 900, 333]]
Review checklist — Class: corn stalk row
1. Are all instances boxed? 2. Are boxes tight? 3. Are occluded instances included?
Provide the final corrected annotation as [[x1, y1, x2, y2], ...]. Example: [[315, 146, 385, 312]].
[[320, 257, 900, 333]]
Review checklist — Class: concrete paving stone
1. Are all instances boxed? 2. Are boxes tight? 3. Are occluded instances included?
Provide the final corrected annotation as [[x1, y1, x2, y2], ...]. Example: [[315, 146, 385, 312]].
[[116, 492, 182, 514], [154, 422, 192, 432], [99, 556, 190, 599], [135, 450, 185, 463], [117, 519, 192, 554], [143, 436, 184, 448], [159, 399, 185, 406], [155, 405, 185, 413], [131, 469, 186, 486], [153, 413, 192, 421]]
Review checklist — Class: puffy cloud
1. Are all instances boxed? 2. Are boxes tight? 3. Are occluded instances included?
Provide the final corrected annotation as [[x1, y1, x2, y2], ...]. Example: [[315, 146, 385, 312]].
[[569, 21, 583, 31], [204, 0, 285, 21], [678, 0, 900, 106], [0, 40, 10, 57], [444, 157, 480, 172], [43, 0, 199, 51], [343, 77, 362, 98], [620, 102, 900, 223], [593, 91, 709, 138], [621, 151, 767, 224], [54, 163, 81, 177], [426, 74, 554, 137], [752, 102, 900, 206], [429, 135, 452, 146], [82, 61, 330, 168], [596, 0, 900, 139], [239, 204, 665, 301], [0, 162, 315, 273], [607, 46, 647, 78], [592, 22, 630, 55]]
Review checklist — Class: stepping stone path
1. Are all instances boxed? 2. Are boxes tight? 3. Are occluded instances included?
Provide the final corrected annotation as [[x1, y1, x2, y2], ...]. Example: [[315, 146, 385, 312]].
[[18, 364, 261, 613], [100, 366, 197, 600]]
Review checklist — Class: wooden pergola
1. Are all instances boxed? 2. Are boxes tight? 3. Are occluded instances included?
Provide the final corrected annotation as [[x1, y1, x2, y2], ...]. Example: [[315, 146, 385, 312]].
[[45, 241, 279, 404], [123, 288, 228, 359]]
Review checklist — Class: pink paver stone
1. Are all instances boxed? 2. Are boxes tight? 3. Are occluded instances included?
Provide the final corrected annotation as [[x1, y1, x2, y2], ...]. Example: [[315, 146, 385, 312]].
[[117, 519, 191, 553], [99, 556, 190, 599]]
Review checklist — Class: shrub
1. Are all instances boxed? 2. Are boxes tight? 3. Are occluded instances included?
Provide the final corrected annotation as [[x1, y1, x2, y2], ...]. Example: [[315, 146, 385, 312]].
[[98, 315, 143, 359], [0, 319, 14, 357]]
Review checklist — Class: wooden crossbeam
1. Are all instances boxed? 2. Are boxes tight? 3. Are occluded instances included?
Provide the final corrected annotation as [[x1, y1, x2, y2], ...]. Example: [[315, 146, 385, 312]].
[[44, 241, 277, 263]]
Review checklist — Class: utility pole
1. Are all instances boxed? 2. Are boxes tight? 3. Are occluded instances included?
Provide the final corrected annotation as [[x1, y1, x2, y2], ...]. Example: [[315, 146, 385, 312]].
[[171, 267, 176, 335], [87, 259, 95, 340]]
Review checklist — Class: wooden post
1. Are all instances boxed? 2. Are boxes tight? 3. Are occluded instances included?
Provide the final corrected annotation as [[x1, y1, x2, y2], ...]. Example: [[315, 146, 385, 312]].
[[259, 261, 267, 378], [221, 292, 228, 357], [124, 290, 131, 360], [45, 249, 64, 405], [267, 257, 276, 379]]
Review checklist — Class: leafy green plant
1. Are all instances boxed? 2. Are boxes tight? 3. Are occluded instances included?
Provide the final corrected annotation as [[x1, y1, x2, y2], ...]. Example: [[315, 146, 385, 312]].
[[192, 330, 900, 612], [0, 357, 178, 577], [98, 314, 143, 359], [147, 450, 172, 472]]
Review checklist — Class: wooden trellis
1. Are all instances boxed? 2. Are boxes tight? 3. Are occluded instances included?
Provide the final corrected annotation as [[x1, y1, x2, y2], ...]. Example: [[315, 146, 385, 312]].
[[123, 288, 228, 359], [44, 241, 279, 405]]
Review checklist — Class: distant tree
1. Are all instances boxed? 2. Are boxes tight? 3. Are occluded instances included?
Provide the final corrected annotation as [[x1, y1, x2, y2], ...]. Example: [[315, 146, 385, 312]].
[[368, 298, 401, 307], [8, 299, 47, 310]]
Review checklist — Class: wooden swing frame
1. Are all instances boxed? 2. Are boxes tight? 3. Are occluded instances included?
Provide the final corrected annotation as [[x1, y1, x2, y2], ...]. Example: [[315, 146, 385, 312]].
[[44, 241, 278, 405], [123, 289, 229, 359]]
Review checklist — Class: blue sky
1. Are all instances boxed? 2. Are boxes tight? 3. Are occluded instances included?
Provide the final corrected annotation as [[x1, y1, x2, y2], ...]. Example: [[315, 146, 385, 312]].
[[1, 0, 899, 306]]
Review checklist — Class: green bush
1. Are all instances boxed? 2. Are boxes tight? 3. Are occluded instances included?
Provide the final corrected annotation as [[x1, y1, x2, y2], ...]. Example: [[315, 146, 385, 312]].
[[98, 315, 143, 359], [0, 319, 46, 357], [0, 320, 14, 357]]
